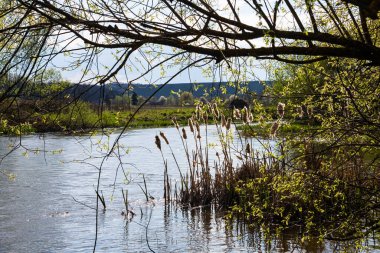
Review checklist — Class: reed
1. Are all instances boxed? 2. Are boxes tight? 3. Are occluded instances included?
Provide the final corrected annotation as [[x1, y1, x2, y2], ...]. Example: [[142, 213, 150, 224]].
[[156, 103, 278, 207], [121, 189, 128, 211], [95, 189, 106, 210], [156, 103, 380, 241]]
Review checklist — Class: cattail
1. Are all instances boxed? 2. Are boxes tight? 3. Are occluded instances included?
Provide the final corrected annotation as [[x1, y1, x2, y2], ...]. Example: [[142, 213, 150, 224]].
[[221, 114, 226, 128], [160, 131, 169, 145], [277, 102, 285, 118], [226, 118, 231, 130], [195, 122, 201, 139], [270, 120, 280, 137], [214, 108, 220, 119], [248, 112, 253, 123], [207, 104, 212, 114], [172, 117, 179, 130], [203, 111, 208, 123], [155, 135, 161, 150], [196, 105, 201, 120], [182, 128, 187, 139], [233, 108, 241, 119], [188, 118, 194, 133], [212, 103, 220, 119], [246, 143, 251, 154], [243, 107, 250, 124]]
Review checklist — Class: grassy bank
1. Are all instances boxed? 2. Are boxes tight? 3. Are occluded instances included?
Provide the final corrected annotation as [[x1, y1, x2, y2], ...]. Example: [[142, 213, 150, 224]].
[[0, 103, 195, 135], [238, 121, 319, 138]]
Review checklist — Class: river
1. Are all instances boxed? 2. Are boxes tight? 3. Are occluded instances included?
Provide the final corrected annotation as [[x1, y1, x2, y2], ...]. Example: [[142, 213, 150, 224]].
[[0, 126, 378, 252]]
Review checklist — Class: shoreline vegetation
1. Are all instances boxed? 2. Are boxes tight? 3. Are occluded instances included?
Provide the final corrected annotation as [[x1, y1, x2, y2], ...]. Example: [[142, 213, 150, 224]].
[[0, 100, 315, 136], [0, 104, 197, 135], [156, 103, 379, 248]]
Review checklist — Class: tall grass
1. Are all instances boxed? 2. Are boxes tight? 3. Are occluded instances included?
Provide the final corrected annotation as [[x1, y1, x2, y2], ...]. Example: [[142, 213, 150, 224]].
[[156, 103, 380, 241], [156, 103, 280, 207]]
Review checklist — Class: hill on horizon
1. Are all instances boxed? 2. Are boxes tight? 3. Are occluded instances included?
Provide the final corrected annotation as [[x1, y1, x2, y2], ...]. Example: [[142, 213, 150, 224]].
[[68, 81, 270, 104]]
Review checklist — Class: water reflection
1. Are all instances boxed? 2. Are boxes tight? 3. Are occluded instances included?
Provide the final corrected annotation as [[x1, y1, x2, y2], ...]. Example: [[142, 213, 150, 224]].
[[0, 127, 378, 252]]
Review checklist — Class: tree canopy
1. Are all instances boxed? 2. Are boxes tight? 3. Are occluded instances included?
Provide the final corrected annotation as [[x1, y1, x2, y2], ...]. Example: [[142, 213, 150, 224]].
[[0, 0, 379, 90]]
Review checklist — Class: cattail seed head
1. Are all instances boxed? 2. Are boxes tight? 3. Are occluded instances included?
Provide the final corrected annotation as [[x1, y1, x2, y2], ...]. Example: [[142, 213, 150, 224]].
[[277, 102, 285, 118], [248, 112, 253, 123], [195, 105, 200, 120], [214, 108, 220, 119], [172, 117, 179, 129], [203, 111, 208, 123], [221, 114, 226, 128], [226, 118, 231, 130], [188, 118, 194, 133], [207, 104, 212, 114], [195, 122, 201, 139], [246, 143, 251, 154], [182, 128, 187, 139], [243, 107, 250, 124], [212, 103, 220, 119], [155, 135, 161, 150], [233, 108, 241, 119], [270, 121, 280, 137], [160, 131, 169, 145]]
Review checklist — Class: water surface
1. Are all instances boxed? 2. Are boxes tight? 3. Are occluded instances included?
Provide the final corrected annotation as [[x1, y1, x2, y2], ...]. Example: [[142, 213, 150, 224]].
[[0, 126, 378, 252]]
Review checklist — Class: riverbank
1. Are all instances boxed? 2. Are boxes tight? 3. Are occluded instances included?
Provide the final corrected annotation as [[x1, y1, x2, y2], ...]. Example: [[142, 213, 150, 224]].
[[0, 106, 196, 135], [238, 121, 319, 138], [0, 104, 315, 137]]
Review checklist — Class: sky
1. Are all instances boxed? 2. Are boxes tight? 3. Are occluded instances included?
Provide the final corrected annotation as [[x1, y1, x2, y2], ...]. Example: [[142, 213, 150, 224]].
[[47, 0, 283, 84], [53, 47, 269, 85]]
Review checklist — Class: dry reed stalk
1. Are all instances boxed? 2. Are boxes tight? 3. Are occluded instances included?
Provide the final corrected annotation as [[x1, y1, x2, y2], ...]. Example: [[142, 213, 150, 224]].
[[172, 117, 179, 130], [160, 131, 169, 145], [196, 105, 201, 120], [182, 128, 187, 139], [161, 108, 287, 208], [159, 132, 186, 192], [196, 122, 201, 139], [271, 120, 280, 137], [226, 118, 231, 130], [155, 135, 161, 150], [277, 102, 285, 118], [122, 189, 128, 211], [203, 111, 208, 124], [95, 190, 106, 210], [246, 143, 251, 154], [221, 114, 226, 128], [233, 108, 241, 119], [188, 118, 194, 133]]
